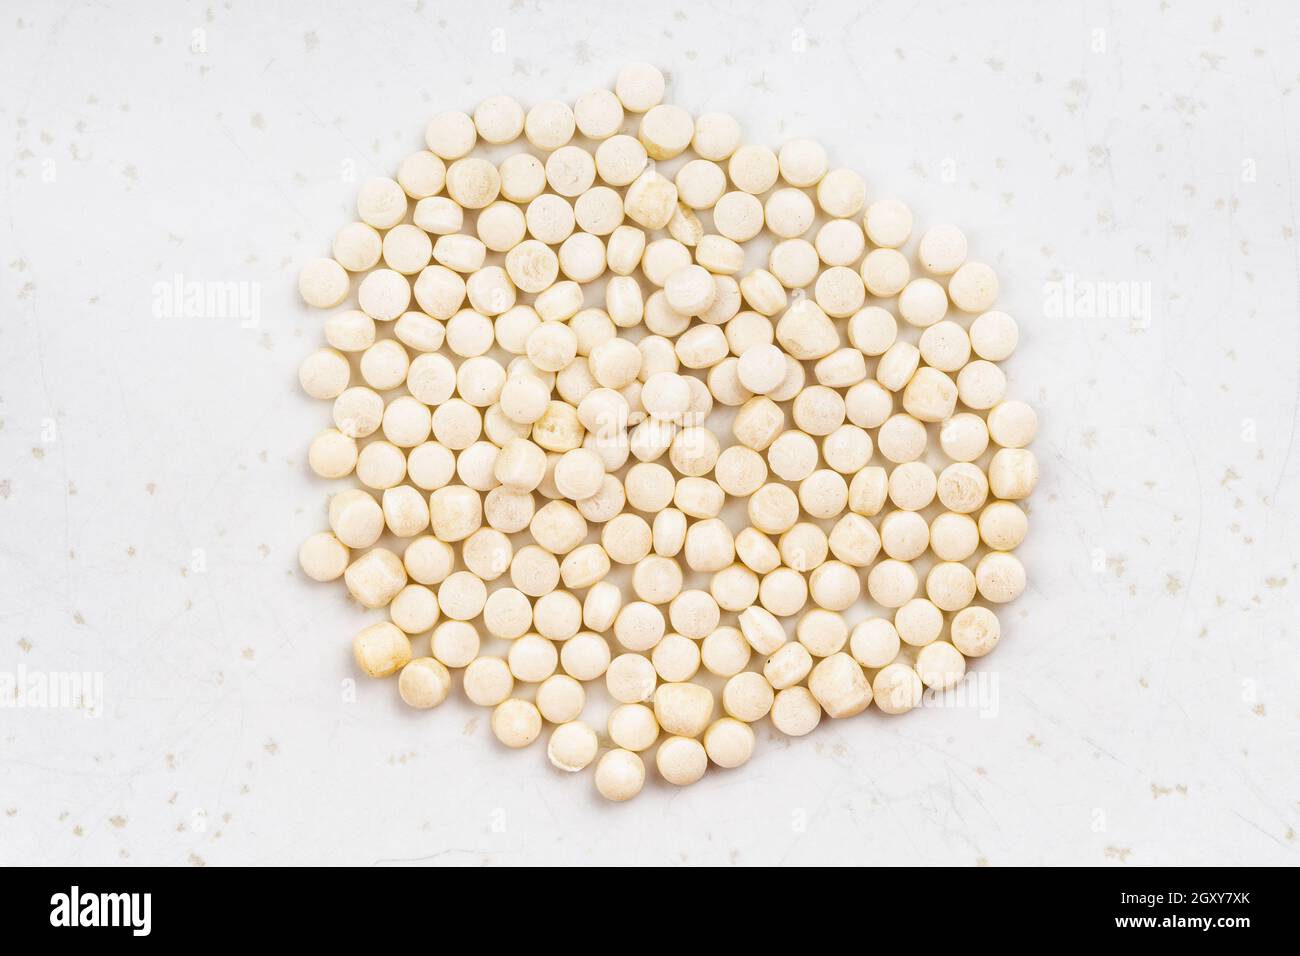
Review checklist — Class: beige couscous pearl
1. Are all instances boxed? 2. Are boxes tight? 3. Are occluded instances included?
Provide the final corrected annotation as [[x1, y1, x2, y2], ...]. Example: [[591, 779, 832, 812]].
[[795, 607, 849, 658], [536, 674, 586, 724], [607, 653, 658, 703], [608, 703, 660, 752], [987, 400, 1038, 448], [861, 248, 911, 298], [888, 461, 938, 511], [937, 462, 989, 514], [404, 536, 454, 586], [927, 561, 978, 612], [701, 626, 752, 677], [989, 447, 1039, 500], [333, 221, 383, 272], [864, 199, 913, 248], [300, 348, 351, 400], [345, 548, 408, 609], [760, 567, 808, 617], [877, 413, 928, 464], [703, 718, 755, 769], [850, 618, 901, 669], [872, 662, 923, 715], [353, 622, 412, 678], [390, 584, 440, 633], [808, 560, 860, 611], [738, 605, 787, 655], [898, 277, 949, 328], [728, 144, 779, 193], [930, 512, 980, 561], [979, 500, 1028, 551], [492, 698, 543, 749], [723, 671, 775, 722], [764, 641, 812, 689], [595, 748, 646, 801], [956, 359, 1007, 411], [867, 559, 918, 608], [324, 310, 375, 352], [656, 735, 708, 786], [299, 532, 350, 582], [880, 510, 930, 561], [652, 633, 702, 683], [975, 551, 1027, 604], [430, 620, 479, 669], [970, 310, 1019, 361], [895, 598, 944, 647], [809, 653, 872, 718], [948, 261, 999, 313], [654, 682, 715, 738], [330, 488, 383, 549], [398, 657, 452, 708], [613, 600, 665, 655], [951, 606, 1000, 657], [770, 686, 822, 736], [561, 631, 612, 681], [309, 429, 358, 480], [918, 224, 968, 275], [848, 466, 888, 516], [940, 412, 990, 462], [548, 721, 599, 772], [817, 168, 866, 218], [463, 656, 514, 707], [507, 633, 558, 683], [916, 640, 967, 690], [574, 88, 624, 139], [711, 563, 759, 611], [845, 381, 893, 431], [828, 512, 880, 567]]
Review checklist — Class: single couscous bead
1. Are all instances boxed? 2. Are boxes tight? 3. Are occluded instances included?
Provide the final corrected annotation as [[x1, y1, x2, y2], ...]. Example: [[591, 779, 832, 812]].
[[574, 88, 624, 139], [764, 641, 813, 689], [703, 718, 756, 769], [299, 532, 350, 582], [956, 359, 1008, 410], [333, 221, 383, 272], [492, 698, 543, 749], [701, 626, 752, 677], [918, 223, 968, 275], [808, 560, 860, 611], [817, 168, 867, 218], [325, 310, 376, 352], [987, 400, 1038, 448], [463, 656, 514, 707], [606, 653, 658, 703], [937, 462, 989, 514], [738, 605, 787, 655], [652, 633, 702, 683], [483, 587, 532, 640], [979, 500, 1028, 551], [916, 640, 967, 690], [353, 622, 412, 678], [760, 567, 809, 617], [711, 562, 760, 611], [437, 570, 487, 621], [398, 657, 452, 708], [431, 620, 480, 668], [927, 561, 978, 612], [329, 488, 384, 549], [850, 618, 901, 669], [988, 447, 1039, 499], [861, 248, 911, 298], [888, 461, 938, 511], [535, 674, 585, 724], [595, 748, 646, 801], [898, 277, 949, 328], [970, 310, 1019, 361], [608, 703, 660, 753], [548, 721, 599, 772], [309, 428, 358, 479], [828, 512, 881, 567], [390, 583, 440, 634], [864, 199, 913, 248], [656, 735, 708, 786], [771, 686, 822, 736], [345, 548, 408, 609], [872, 662, 923, 715], [951, 605, 1000, 657], [930, 512, 981, 561], [894, 597, 944, 647], [975, 551, 1027, 604], [867, 558, 919, 608], [654, 682, 715, 737], [880, 510, 930, 561], [561, 631, 612, 681], [722, 671, 775, 723], [809, 653, 872, 718], [507, 633, 559, 683], [403, 536, 455, 587], [299, 348, 351, 400], [298, 257, 349, 309]]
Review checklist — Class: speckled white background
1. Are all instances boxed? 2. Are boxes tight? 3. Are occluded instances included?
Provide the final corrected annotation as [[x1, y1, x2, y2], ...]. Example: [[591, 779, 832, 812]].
[[2, 0, 1298, 866]]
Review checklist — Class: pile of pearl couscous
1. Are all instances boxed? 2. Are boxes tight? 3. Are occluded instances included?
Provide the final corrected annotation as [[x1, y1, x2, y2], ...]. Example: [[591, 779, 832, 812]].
[[297, 62, 1038, 801]]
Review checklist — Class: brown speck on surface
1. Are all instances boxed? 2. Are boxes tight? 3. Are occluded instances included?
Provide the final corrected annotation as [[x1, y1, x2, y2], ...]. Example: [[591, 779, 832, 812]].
[[17, 638, 31, 652], [1105, 846, 1133, 863], [126, 546, 135, 556], [303, 31, 318, 52], [189, 853, 206, 867], [1253, 703, 1266, 716], [72, 611, 85, 625], [165, 754, 176, 770], [1027, 734, 1042, 748], [264, 740, 279, 756], [109, 815, 127, 829], [1264, 576, 1287, 588], [146, 482, 156, 495], [72, 825, 84, 836], [241, 647, 255, 660], [250, 113, 265, 129], [976, 856, 989, 866], [463, 718, 478, 735], [30, 447, 43, 459], [0, 480, 10, 499], [1151, 783, 1188, 798], [1166, 573, 1183, 595]]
